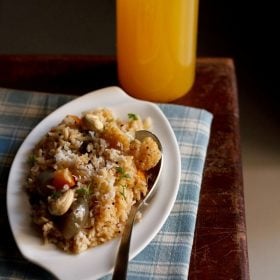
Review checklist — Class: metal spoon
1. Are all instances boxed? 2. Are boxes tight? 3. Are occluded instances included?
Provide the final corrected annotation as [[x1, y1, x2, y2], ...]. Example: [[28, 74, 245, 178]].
[[112, 130, 163, 280]]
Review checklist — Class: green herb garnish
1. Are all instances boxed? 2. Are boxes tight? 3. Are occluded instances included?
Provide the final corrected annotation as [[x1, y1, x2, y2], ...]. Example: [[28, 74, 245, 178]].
[[51, 191, 62, 199], [119, 185, 127, 201], [116, 167, 130, 179], [28, 154, 37, 165], [128, 113, 138, 121], [76, 183, 93, 197]]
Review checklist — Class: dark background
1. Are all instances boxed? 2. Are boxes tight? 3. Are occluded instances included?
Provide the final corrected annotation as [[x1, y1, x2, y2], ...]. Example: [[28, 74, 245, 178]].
[[198, 1, 279, 151], [0, 0, 279, 149]]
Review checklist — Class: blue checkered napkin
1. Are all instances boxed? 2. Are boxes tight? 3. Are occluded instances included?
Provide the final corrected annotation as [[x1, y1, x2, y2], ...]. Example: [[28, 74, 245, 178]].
[[0, 88, 213, 280]]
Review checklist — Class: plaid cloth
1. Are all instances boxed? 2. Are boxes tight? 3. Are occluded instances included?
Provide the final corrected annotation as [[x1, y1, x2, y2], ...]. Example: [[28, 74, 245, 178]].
[[0, 88, 213, 280]]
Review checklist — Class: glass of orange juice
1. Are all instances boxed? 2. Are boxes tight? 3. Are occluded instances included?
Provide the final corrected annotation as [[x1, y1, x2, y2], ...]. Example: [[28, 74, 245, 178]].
[[116, 0, 199, 102]]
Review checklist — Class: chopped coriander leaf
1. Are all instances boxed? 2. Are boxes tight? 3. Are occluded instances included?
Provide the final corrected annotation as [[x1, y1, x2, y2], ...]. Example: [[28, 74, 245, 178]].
[[28, 154, 37, 165], [119, 185, 127, 200], [51, 191, 62, 199], [116, 166, 125, 174], [76, 184, 93, 197], [76, 188, 89, 196], [116, 166, 130, 179], [128, 113, 138, 121]]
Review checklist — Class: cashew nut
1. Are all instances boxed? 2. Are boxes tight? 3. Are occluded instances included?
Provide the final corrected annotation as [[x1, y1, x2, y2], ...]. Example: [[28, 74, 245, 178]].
[[83, 113, 104, 132], [48, 189, 75, 216]]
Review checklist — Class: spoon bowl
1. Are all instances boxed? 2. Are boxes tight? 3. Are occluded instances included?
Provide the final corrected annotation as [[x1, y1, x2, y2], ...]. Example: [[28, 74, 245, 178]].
[[112, 130, 163, 279]]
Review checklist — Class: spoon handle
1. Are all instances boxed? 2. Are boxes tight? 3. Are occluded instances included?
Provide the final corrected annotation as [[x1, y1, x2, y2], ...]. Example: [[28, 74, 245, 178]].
[[112, 204, 139, 280]]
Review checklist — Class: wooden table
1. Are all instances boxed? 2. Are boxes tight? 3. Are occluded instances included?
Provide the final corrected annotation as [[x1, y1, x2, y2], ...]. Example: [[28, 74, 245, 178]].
[[0, 55, 250, 279]]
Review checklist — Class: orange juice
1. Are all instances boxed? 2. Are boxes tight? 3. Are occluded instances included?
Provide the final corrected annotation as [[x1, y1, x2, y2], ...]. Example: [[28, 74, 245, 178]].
[[117, 0, 199, 102]]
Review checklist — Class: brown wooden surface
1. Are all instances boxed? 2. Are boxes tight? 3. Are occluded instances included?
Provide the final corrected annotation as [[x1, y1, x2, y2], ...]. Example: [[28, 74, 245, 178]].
[[0, 55, 250, 279]]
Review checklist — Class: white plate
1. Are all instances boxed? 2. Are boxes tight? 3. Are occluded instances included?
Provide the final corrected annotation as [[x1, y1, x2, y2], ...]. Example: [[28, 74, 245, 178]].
[[7, 86, 181, 280]]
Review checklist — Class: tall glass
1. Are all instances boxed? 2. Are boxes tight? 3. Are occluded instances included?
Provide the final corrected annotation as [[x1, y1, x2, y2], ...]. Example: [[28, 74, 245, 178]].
[[117, 0, 199, 102]]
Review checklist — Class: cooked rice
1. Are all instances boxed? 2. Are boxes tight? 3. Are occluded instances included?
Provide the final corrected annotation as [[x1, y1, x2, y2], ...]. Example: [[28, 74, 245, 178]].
[[26, 108, 161, 254]]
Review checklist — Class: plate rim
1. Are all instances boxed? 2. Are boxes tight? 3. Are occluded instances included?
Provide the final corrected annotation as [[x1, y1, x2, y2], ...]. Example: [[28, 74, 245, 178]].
[[6, 86, 181, 280]]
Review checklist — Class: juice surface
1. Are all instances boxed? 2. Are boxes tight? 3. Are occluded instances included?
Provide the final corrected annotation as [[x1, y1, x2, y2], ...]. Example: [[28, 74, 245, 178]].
[[117, 0, 199, 102]]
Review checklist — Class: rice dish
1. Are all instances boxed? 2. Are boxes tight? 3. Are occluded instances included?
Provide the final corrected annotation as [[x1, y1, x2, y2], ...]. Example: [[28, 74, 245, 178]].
[[26, 108, 161, 254]]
